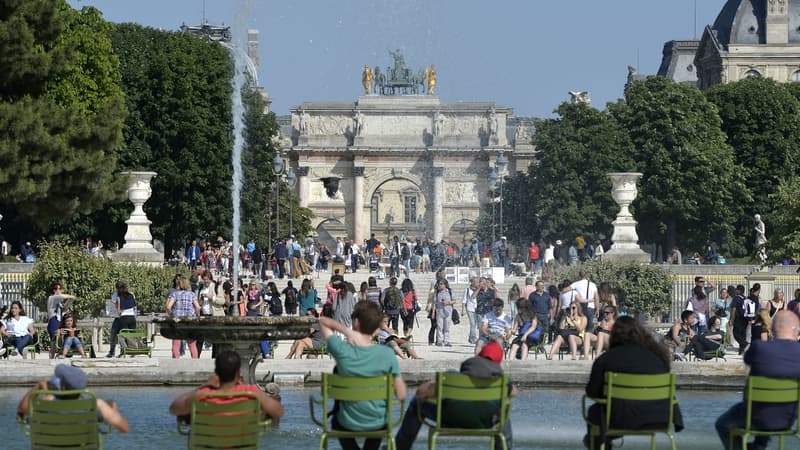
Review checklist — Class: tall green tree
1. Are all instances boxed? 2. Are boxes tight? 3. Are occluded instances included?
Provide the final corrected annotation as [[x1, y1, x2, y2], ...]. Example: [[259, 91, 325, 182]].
[[111, 24, 235, 255], [489, 102, 635, 246], [239, 86, 311, 249], [769, 176, 800, 262], [610, 77, 749, 256], [0, 1, 126, 235], [706, 77, 800, 254]]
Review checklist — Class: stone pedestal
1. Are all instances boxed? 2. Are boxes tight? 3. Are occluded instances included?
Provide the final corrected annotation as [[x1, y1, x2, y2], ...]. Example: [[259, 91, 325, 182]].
[[112, 171, 163, 265], [603, 172, 650, 263]]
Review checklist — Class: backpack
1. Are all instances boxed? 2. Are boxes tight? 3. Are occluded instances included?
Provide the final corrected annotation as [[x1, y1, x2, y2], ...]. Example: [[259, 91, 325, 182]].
[[284, 288, 298, 308], [742, 297, 756, 319], [385, 286, 403, 311], [269, 297, 283, 316]]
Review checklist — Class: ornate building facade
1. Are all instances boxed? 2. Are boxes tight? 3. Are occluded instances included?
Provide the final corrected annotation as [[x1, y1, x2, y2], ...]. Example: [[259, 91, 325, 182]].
[[278, 96, 535, 246], [693, 0, 800, 89]]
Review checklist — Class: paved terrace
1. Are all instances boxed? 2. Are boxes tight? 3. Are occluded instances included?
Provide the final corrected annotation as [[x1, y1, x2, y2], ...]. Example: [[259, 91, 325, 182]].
[[0, 268, 757, 389]]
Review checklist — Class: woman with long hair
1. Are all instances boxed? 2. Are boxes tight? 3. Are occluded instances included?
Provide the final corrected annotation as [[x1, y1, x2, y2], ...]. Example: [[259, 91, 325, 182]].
[[583, 316, 682, 450], [507, 283, 521, 323], [508, 299, 540, 360], [2, 300, 35, 358], [106, 281, 137, 358], [547, 300, 586, 360], [297, 278, 318, 312], [434, 278, 455, 346], [583, 305, 617, 360], [400, 278, 417, 337], [166, 276, 200, 358], [358, 281, 369, 302], [768, 288, 786, 319], [597, 282, 617, 311]]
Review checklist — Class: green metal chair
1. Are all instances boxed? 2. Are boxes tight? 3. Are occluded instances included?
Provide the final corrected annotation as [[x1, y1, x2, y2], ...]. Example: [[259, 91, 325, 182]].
[[309, 373, 404, 450], [420, 372, 511, 450], [19, 389, 109, 449], [177, 391, 271, 450], [581, 372, 678, 450], [117, 329, 152, 358], [729, 376, 800, 450]]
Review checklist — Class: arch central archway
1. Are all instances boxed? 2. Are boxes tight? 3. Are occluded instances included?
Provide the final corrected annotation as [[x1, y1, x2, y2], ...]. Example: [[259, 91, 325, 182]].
[[369, 177, 428, 243]]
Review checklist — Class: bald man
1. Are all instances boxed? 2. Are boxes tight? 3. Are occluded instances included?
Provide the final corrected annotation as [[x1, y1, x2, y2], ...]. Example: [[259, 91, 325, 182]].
[[715, 311, 800, 450]]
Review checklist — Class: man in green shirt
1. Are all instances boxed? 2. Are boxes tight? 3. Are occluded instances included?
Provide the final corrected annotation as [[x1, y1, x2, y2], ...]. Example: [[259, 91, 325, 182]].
[[319, 301, 407, 450]]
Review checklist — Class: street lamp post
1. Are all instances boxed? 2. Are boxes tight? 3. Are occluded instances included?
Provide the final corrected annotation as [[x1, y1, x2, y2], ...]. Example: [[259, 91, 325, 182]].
[[489, 168, 498, 244], [495, 152, 507, 238], [271, 154, 285, 239], [286, 168, 297, 237]]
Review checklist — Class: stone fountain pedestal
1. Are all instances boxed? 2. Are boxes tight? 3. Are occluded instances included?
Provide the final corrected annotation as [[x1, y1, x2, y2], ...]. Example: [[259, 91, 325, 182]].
[[154, 316, 315, 385], [112, 171, 163, 265], [603, 172, 651, 264]]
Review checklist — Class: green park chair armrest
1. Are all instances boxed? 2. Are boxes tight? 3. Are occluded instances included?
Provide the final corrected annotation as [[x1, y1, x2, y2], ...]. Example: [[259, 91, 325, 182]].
[[581, 395, 605, 422], [308, 395, 325, 427]]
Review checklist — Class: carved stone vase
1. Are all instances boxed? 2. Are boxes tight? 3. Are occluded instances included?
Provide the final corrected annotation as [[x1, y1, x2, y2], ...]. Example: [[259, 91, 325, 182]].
[[604, 172, 650, 263], [112, 171, 163, 264]]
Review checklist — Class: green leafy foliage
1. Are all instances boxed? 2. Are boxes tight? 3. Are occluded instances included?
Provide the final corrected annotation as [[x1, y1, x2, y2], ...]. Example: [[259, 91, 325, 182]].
[[767, 177, 800, 262], [0, 1, 126, 229], [110, 24, 234, 255], [26, 241, 187, 317], [706, 77, 800, 256], [525, 103, 636, 243], [610, 77, 749, 256], [239, 85, 311, 248], [554, 261, 673, 319]]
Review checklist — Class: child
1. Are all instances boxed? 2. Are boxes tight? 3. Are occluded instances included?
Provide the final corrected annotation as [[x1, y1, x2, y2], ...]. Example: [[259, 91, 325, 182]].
[[59, 315, 86, 358]]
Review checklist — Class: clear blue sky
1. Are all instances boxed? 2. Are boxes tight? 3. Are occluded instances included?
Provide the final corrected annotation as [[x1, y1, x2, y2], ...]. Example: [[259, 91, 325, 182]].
[[69, 0, 726, 118]]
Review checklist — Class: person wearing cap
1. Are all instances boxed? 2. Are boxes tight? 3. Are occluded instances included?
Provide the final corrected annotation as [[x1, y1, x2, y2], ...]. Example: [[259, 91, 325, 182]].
[[17, 364, 130, 433], [170, 350, 284, 424], [394, 341, 517, 450]]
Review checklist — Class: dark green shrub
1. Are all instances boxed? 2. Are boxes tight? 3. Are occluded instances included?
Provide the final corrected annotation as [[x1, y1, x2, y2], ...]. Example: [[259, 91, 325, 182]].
[[26, 241, 188, 317], [553, 261, 672, 320]]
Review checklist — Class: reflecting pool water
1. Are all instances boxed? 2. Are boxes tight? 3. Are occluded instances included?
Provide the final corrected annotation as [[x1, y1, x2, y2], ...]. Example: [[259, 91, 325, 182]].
[[0, 386, 741, 449]]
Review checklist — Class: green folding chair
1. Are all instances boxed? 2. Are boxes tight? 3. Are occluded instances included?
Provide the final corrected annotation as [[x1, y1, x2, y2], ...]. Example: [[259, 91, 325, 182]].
[[582, 372, 678, 450], [729, 376, 800, 450], [177, 391, 271, 450], [19, 389, 109, 449], [421, 372, 511, 450], [117, 329, 152, 358], [309, 373, 404, 450]]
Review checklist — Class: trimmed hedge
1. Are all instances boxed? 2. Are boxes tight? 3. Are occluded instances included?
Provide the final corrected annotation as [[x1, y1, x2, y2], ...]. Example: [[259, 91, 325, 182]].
[[26, 241, 187, 317], [553, 261, 672, 320]]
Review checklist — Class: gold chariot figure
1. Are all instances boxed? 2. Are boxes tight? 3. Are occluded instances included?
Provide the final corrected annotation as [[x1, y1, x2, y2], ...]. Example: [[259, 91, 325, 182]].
[[425, 64, 437, 95], [362, 64, 373, 95]]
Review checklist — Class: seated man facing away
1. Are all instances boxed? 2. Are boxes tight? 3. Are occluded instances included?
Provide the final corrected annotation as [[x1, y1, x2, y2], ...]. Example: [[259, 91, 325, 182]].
[[394, 341, 517, 450], [715, 311, 800, 450], [319, 301, 407, 450], [17, 364, 130, 433], [169, 350, 284, 424]]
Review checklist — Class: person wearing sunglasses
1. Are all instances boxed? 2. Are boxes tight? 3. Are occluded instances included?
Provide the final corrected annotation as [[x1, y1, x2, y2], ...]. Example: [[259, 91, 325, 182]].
[[583, 306, 618, 360], [547, 302, 586, 360]]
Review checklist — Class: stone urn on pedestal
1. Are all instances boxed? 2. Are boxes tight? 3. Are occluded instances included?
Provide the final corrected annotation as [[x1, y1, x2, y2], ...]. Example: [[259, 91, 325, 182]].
[[111, 171, 163, 265], [603, 172, 650, 263]]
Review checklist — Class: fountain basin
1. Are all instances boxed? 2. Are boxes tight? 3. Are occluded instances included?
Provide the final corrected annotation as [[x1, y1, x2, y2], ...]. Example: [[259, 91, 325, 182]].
[[154, 316, 315, 342], [153, 316, 317, 385]]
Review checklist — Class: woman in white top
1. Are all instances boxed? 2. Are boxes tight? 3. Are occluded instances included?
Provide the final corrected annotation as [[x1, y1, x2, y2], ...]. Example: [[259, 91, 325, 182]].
[[3, 301, 35, 357]]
